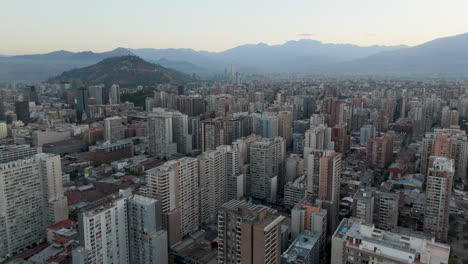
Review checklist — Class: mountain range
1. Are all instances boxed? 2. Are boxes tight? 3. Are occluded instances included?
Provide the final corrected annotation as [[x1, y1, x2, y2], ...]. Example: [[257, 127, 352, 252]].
[[1, 32, 467, 81], [49, 56, 192, 87]]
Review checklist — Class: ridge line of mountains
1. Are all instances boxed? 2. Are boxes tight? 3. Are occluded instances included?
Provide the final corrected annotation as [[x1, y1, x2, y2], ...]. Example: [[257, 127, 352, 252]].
[[1, 32, 468, 82]]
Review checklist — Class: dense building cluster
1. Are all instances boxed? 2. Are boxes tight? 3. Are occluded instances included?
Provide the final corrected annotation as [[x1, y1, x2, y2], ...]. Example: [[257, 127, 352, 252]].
[[0, 76, 466, 264]]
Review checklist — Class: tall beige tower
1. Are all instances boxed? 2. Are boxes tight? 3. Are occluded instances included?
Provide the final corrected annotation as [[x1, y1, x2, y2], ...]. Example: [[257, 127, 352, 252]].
[[424, 156, 454, 243], [217, 199, 285, 264], [146, 157, 199, 246], [198, 145, 242, 224]]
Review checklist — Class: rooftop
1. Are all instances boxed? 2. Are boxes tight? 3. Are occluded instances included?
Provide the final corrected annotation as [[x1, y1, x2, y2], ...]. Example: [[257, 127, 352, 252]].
[[282, 230, 321, 263], [334, 218, 450, 263]]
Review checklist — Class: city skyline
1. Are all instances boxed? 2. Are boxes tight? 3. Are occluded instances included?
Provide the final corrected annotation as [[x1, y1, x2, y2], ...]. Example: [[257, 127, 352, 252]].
[[1, 0, 468, 55]]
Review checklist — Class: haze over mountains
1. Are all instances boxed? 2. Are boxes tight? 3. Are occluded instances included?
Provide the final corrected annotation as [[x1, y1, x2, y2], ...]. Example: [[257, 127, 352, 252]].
[[1, 32, 467, 82]]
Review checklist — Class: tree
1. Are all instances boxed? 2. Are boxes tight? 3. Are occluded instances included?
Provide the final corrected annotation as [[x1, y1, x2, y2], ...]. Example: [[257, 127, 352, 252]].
[[70, 208, 80, 221]]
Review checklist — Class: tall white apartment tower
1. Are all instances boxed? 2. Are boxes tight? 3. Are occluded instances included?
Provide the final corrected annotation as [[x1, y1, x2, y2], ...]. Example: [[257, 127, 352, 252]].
[[73, 191, 130, 264], [73, 191, 168, 264], [148, 112, 177, 159], [0, 153, 68, 260]]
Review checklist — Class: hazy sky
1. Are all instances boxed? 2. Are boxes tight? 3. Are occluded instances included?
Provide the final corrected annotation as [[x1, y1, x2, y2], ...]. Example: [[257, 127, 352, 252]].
[[1, 0, 468, 55]]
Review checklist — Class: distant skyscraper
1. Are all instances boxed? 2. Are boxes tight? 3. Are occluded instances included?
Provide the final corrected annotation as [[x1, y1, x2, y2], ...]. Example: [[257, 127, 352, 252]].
[[27, 85, 39, 105], [60, 81, 70, 99], [0, 90, 6, 121], [76, 87, 90, 121], [424, 156, 454, 243], [15, 101, 30, 124], [109, 84, 120, 105], [277, 111, 293, 148], [230, 64, 235, 84], [217, 199, 285, 264], [88, 84, 107, 105]]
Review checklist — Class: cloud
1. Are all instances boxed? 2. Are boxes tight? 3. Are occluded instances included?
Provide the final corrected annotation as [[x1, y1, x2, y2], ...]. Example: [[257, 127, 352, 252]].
[[368, 34, 378, 37], [297, 33, 316, 38]]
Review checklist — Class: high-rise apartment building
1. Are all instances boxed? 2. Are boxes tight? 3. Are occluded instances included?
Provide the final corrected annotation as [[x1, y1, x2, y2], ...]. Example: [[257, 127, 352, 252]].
[[424, 156, 454, 243], [304, 124, 334, 151], [441, 106, 459, 128], [366, 131, 395, 169], [249, 137, 285, 202], [359, 124, 376, 146], [73, 192, 130, 264], [352, 188, 375, 224], [316, 152, 342, 233], [0, 153, 68, 259], [375, 191, 399, 231], [146, 157, 199, 246], [201, 118, 226, 152], [171, 111, 189, 154], [127, 195, 168, 264], [331, 122, 350, 155], [104, 116, 125, 143], [352, 187, 399, 231], [277, 111, 293, 148], [147, 112, 177, 159], [284, 175, 306, 208], [290, 199, 327, 258], [251, 113, 279, 139], [73, 191, 168, 264], [227, 114, 251, 144], [331, 218, 450, 264], [217, 199, 285, 264], [421, 128, 468, 181], [198, 145, 241, 224]]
